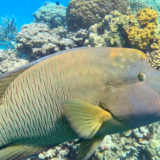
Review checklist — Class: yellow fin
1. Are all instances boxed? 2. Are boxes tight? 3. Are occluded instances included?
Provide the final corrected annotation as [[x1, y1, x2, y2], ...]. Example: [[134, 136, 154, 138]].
[[61, 100, 112, 139], [78, 136, 104, 160]]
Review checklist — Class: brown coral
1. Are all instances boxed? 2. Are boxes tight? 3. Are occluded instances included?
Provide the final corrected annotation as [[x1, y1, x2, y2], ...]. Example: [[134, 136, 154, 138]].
[[66, 0, 130, 31]]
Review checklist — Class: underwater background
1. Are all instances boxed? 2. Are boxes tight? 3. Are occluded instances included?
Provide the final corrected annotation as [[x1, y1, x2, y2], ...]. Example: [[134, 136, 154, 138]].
[[1, 0, 160, 160], [0, 0, 70, 30]]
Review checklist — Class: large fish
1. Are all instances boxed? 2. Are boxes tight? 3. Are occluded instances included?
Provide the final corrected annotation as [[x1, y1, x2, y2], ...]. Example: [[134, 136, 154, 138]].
[[0, 47, 159, 160]]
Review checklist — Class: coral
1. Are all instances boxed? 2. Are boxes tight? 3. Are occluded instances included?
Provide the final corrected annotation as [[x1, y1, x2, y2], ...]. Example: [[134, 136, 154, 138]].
[[84, 8, 160, 51], [68, 29, 88, 47], [16, 23, 76, 60], [126, 23, 157, 49], [0, 49, 28, 75], [137, 8, 158, 26], [0, 16, 18, 49], [84, 10, 129, 47], [126, 8, 159, 50], [146, 50, 160, 70], [66, 0, 130, 31], [33, 2, 66, 29]]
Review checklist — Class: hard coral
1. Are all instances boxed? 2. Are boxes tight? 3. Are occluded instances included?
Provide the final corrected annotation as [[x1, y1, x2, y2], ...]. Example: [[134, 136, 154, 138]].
[[16, 23, 76, 60], [33, 2, 66, 29], [127, 23, 157, 49], [66, 0, 130, 31], [84, 10, 129, 47], [137, 8, 158, 26], [147, 50, 160, 69], [126, 8, 159, 50]]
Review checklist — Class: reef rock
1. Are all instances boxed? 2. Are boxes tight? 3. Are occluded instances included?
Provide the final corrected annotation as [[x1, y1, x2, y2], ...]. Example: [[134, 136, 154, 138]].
[[66, 0, 130, 31], [33, 2, 66, 29], [16, 23, 76, 60]]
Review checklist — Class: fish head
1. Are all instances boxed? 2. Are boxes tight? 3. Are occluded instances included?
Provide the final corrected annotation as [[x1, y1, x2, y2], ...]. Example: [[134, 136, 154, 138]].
[[100, 48, 160, 129]]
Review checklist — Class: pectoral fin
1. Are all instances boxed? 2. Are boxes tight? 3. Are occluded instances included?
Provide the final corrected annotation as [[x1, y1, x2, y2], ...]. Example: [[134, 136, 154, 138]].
[[61, 100, 112, 139], [78, 136, 104, 160]]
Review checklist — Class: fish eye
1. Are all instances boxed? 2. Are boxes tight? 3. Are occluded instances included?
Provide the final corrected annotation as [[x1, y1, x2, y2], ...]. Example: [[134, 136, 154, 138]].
[[138, 72, 146, 81]]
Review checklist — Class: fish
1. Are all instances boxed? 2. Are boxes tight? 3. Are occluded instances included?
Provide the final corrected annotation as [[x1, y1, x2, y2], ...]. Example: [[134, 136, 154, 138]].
[[56, 1, 59, 5], [0, 47, 159, 160]]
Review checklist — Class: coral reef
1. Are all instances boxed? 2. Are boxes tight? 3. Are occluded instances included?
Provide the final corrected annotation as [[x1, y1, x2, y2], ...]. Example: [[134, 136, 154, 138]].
[[66, 0, 130, 32], [126, 8, 158, 50], [33, 2, 66, 29], [16, 23, 74, 60], [147, 50, 160, 70], [16, 23, 87, 60], [84, 8, 160, 51], [0, 16, 18, 49], [0, 49, 28, 75], [84, 10, 130, 47]]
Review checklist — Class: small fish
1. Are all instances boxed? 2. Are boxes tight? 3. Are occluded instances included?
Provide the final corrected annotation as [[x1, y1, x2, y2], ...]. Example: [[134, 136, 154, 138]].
[[0, 47, 160, 160], [56, 1, 59, 5]]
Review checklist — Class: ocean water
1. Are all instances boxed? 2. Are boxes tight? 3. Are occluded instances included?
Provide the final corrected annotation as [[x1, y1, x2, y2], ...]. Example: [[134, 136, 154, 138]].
[[0, 0, 70, 30]]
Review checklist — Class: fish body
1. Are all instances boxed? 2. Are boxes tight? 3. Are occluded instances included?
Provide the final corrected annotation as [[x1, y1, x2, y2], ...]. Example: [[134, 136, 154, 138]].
[[0, 47, 159, 160]]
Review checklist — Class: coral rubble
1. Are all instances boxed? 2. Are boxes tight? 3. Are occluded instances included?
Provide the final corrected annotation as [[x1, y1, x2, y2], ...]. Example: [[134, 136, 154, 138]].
[[66, 0, 130, 32], [33, 2, 66, 29], [0, 16, 18, 49]]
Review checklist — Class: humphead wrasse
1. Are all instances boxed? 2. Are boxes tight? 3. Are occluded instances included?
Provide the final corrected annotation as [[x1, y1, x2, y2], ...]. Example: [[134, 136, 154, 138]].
[[0, 47, 159, 160]]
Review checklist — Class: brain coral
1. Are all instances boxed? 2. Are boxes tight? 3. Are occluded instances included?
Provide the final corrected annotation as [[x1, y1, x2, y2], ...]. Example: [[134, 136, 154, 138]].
[[33, 2, 66, 29], [66, 0, 130, 31]]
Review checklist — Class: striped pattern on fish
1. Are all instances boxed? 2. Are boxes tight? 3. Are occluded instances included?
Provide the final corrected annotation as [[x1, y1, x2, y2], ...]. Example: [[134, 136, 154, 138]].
[[0, 48, 106, 149]]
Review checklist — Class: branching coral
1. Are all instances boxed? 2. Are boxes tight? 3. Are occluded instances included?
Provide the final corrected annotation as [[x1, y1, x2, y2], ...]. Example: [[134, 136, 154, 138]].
[[0, 16, 18, 49]]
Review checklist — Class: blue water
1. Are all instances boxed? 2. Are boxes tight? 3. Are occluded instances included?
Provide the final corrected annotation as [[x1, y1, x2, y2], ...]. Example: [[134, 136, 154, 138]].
[[0, 0, 70, 31]]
